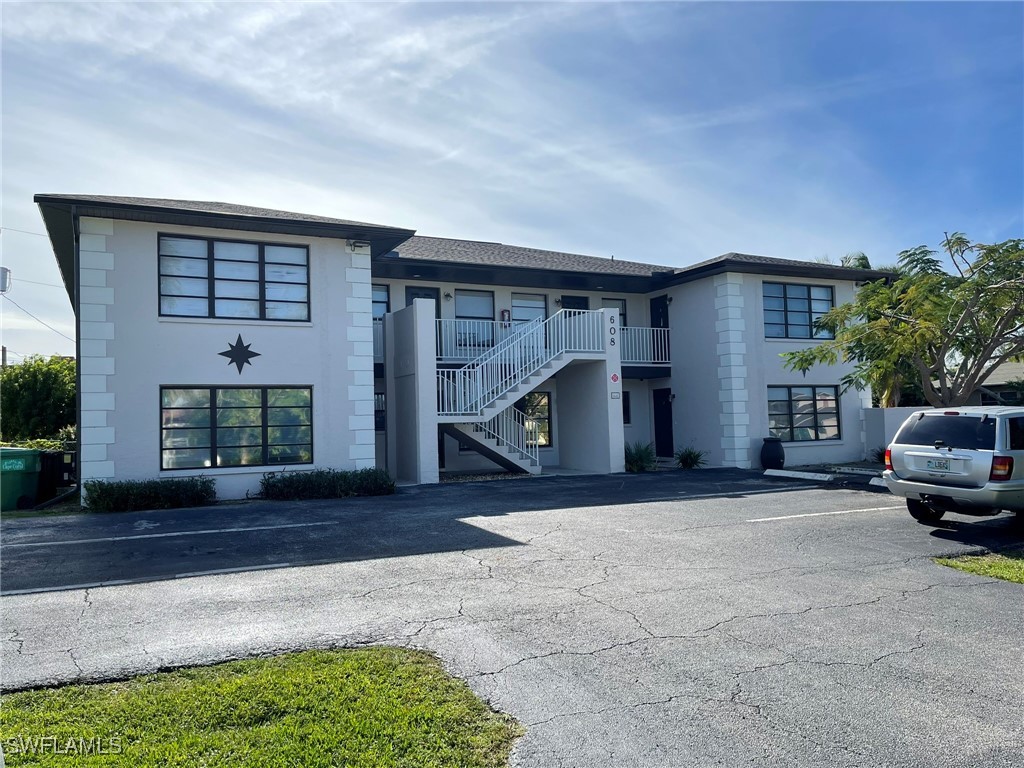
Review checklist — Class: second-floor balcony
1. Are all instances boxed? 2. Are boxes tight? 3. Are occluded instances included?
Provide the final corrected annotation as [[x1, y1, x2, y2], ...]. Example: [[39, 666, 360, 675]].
[[619, 326, 671, 366], [435, 319, 670, 366], [372, 317, 670, 367]]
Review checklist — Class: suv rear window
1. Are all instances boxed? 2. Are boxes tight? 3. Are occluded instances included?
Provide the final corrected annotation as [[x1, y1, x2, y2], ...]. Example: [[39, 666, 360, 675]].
[[894, 414, 996, 451], [1009, 418, 1024, 451]]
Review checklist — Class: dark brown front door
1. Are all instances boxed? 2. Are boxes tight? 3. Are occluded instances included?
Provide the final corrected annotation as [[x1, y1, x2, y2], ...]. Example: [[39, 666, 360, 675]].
[[406, 286, 440, 318], [559, 295, 589, 311], [650, 296, 669, 329], [653, 388, 674, 457]]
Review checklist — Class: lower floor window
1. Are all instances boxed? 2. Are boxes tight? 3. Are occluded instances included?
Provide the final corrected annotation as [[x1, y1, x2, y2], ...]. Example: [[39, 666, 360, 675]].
[[516, 391, 552, 448], [374, 392, 386, 432], [161, 386, 312, 469], [767, 386, 840, 441]]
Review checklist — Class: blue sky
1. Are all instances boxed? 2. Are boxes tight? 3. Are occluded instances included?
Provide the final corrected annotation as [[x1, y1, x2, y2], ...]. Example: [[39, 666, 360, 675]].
[[1, 1, 1021, 357]]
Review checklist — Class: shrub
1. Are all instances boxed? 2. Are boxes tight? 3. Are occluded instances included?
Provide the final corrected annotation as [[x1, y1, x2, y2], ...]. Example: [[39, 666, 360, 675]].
[[259, 468, 396, 500], [84, 477, 216, 512], [675, 445, 708, 470], [1, 425, 77, 453], [624, 441, 657, 473], [871, 446, 887, 464]]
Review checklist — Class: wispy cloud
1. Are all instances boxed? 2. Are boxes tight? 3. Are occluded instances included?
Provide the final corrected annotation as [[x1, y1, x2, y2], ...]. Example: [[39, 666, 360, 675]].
[[1, 1, 1020, 356]]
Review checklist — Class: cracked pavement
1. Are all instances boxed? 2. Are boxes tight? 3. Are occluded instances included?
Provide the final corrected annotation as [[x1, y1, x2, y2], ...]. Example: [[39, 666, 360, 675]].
[[2, 470, 1023, 766]]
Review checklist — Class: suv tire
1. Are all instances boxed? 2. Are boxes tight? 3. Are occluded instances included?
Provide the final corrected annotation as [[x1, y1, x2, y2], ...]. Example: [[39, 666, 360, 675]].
[[907, 499, 944, 524]]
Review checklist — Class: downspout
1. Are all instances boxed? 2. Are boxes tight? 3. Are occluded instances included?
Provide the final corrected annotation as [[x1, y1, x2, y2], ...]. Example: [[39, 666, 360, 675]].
[[72, 205, 82, 502]]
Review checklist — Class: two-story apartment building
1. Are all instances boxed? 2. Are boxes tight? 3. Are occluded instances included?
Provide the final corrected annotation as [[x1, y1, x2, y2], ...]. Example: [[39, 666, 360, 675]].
[[37, 195, 888, 498]]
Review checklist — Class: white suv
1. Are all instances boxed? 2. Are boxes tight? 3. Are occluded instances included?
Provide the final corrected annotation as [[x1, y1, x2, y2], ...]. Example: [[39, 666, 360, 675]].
[[883, 406, 1024, 524]]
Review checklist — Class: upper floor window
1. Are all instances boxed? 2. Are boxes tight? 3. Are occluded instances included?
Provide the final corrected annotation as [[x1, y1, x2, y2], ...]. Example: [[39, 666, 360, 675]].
[[601, 298, 627, 326], [455, 289, 495, 345], [763, 282, 833, 339], [512, 292, 546, 324], [159, 235, 310, 322]]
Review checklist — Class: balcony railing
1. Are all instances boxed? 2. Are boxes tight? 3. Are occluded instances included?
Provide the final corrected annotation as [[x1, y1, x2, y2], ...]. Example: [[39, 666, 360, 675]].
[[377, 316, 669, 367], [620, 327, 670, 365]]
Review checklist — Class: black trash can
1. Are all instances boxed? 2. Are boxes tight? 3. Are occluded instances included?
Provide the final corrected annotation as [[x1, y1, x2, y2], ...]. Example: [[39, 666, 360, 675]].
[[760, 437, 785, 470], [37, 451, 66, 505]]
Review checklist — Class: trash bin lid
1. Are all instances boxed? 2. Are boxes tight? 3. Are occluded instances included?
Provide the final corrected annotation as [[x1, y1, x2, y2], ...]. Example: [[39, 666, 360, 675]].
[[0, 446, 42, 472]]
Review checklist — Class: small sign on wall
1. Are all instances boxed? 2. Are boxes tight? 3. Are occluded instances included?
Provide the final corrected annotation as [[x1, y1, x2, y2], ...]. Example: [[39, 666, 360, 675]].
[[611, 392, 621, 400]]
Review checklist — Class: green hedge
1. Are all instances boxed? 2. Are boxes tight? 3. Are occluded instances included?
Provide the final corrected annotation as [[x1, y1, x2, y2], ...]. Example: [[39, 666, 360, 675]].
[[259, 468, 395, 500], [84, 477, 216, 512]]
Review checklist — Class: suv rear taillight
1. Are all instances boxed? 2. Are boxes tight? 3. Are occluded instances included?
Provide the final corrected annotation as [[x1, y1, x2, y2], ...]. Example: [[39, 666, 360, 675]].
[[990, 456, 1014, 482], [884, 448, 892, 471]]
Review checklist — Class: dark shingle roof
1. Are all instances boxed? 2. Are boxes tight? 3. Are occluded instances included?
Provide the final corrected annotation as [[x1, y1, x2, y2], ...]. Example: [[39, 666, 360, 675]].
[[669, 251, 894, 284], [34, 194, 401, 231], [394, 236, 674, 277]]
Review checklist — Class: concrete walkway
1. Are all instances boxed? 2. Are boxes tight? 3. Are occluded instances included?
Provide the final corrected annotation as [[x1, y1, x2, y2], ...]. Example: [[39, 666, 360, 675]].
[[3, 471, 1022, 766]]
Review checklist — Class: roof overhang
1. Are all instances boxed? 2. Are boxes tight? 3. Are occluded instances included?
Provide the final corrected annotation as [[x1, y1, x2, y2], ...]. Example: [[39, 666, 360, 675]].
[[664, 258, 894, 287], [36, 195, 416, 304]]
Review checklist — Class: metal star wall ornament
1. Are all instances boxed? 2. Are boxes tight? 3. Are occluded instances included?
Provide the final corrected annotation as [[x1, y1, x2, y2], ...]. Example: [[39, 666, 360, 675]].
[[219, 334, 261, 374]]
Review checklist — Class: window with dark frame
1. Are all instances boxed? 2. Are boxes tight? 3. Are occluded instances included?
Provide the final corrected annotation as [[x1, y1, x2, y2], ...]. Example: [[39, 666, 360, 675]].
[[511, 292, 546, 324], [160, 386, 312, 469], [516, 391, 552, 448], [159, 235, 310, 321], [762, 282, 834, 339], [455, 289, 495, 345], [601, 298, 627, 326], [622, 391, 631, 425], [767, 386, 840, 442], [371, 284, 389, 319], [374, 393, 386, 432]]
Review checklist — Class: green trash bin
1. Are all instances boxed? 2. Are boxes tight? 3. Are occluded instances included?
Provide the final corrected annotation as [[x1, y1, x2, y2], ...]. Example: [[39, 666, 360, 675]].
[[0, 447, 42, 511]]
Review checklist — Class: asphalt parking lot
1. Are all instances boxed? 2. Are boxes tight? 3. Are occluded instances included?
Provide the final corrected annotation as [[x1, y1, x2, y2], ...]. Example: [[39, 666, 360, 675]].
[[3, 469, 1022, 767]]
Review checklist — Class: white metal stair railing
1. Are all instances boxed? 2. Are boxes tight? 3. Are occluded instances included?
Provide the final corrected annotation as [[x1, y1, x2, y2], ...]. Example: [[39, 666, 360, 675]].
[[437, 309, 604, 417], [467, 406, 540, 466], [436, 318, 536, 361]]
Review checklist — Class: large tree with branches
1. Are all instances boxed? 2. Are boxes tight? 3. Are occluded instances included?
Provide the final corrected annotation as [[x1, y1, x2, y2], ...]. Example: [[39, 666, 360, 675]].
[[784, 233, 1024, 407]]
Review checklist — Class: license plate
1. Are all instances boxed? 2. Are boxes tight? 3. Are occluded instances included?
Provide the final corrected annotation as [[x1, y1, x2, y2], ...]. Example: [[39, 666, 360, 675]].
[[926, 458, 950, 471]]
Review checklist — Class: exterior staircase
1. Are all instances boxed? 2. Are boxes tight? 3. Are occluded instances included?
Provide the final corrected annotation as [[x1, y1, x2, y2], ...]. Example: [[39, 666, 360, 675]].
[[440, 407, 541, 475], [436, 309, 606, 474]]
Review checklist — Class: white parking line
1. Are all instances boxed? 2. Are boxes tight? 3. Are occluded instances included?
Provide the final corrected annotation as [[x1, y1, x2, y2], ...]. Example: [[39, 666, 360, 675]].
[[638, 484, 821, 503], [747, 506, 901, 523], [4, 521, 339, 549]]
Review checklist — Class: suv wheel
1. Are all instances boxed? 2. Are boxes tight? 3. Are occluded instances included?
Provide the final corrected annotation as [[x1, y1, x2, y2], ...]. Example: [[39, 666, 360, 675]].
[[907, 499, 944, 524]]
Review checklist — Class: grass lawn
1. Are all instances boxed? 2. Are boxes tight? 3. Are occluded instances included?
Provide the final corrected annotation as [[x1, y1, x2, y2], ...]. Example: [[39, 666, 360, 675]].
[[935, 548, 1024, 584], [0, 648, 523, 767]]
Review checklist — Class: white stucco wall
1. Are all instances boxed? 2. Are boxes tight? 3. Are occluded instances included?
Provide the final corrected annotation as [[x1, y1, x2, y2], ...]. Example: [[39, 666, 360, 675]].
[[864, 406, 926, 454], [663, 282, 727, 465], [621, 380, 653, 448], [82, 218, 373, 500], [385, 300, 440, 484], [740, 274, 869, 467], [663, 272, 870, 468]]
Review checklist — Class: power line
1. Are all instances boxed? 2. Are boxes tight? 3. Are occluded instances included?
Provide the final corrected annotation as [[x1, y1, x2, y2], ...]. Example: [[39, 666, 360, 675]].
[[1, 294, 76, 343], [10, 277, 65, 289], [0, 227, 49, 237]]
